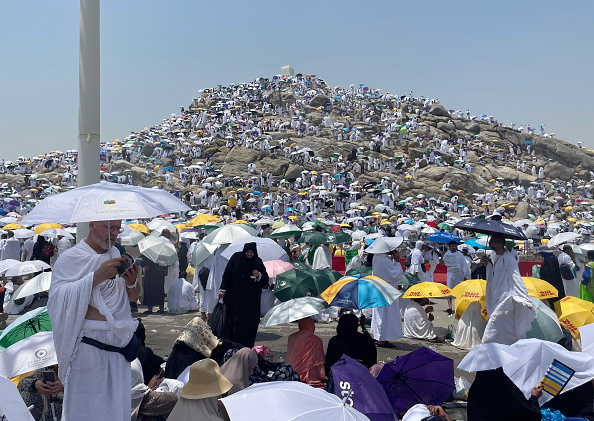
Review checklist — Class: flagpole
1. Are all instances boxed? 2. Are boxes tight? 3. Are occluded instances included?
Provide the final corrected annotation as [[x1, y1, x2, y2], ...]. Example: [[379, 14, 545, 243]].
[[77, 0, 101, 241]]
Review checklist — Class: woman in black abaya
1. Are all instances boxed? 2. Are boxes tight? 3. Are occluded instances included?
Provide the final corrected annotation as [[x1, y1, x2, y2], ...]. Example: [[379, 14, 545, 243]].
[[219, 243, 269, 348]]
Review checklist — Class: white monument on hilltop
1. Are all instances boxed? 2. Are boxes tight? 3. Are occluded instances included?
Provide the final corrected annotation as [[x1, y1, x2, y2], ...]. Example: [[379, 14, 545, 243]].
[[281, 64, 295, 77]]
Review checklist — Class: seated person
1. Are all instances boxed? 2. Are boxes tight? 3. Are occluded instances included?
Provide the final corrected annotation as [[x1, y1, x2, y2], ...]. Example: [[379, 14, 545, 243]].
[[451, 301, 486, 350], [17, 365, 64, 421], [131, 358, 178, 421], [135, 320, 165, 384], [220, 348, 258, 395], [167, 274, 198, 314], [325, 312, 377, 374], [402, 404, 452, 421], [468, 367, 542, 421], [286, 317, 327, 384], [542, 380, 594, 420], [403, 298, 440, 341]]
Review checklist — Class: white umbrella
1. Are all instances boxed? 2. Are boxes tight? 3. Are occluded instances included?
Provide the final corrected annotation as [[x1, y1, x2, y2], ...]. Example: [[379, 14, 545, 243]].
[[13, 228, 35, 239], [458, 343, 521, 372], [204, 224, 257, 246], [547, 232, 582, 248], [366, 237, 403, 254], [120, 229, 145, 246], [20, 181, 191, 224], [39, 228, 74, 239], [0, 331, 57, 378], [0, 259, 22, 274], [5, 261, 50, 277], [261, 297, 327, 326], [147, 218, 177, 232], [138, 236, 178, 266], [180, 231, 200, 240], [221, 381, 370, 421], [0, 375, 35, 420], [0, 217, 18, 225], [221, 237, 289, 262], [350, 230, 365, 241], [11, 272, 52, 300]]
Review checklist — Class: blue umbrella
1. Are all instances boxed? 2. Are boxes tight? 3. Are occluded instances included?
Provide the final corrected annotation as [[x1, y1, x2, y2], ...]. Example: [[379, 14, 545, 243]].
[[403, 219, 415, 225], [425, 232, 462, 243], [164, 166, 174, 171], [454, 218, 527, 240], [377, 347, 455, 414], [480, 114, 487, 117], [540, 124, 546, 127], [464, 238, 489, 250], [284, 207, 295, 212], [253, 191, 262, 196], [331, 355, 398, 421]]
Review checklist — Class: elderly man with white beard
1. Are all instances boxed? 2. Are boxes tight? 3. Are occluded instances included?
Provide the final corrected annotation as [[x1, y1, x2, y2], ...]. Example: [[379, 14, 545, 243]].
[[48, 220, 140, 420]]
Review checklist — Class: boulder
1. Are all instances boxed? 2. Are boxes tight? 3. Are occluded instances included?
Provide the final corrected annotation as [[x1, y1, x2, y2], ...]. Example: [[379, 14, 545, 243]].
[[309, 94, 330, 108], [514, 202, 531, 220], [284, 164, 305, 181], [467, 123, 481, 135], [437, 122, 457, 135], [141, 143, 155, 157], [429, 105, 451, 118], [545, 162, 574, 182]]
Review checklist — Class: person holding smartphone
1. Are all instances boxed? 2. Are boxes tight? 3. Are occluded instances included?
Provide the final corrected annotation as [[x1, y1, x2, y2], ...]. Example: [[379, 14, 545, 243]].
[[17, 365, 64, 420]]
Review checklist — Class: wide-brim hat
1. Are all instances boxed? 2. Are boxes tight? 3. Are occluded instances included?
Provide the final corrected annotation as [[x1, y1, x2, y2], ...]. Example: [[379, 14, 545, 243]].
[[180, 359, 232, 400]]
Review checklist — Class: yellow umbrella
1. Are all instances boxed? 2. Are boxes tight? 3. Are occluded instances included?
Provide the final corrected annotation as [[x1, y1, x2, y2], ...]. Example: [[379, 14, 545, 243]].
[[380, 220, 392, 226], [455, 297, 488, 321], [488, 179, 496, 183], [567, 217, 577, 223], [555, 296, 594, 338], [228, 197, 238, 207], [405, 175, 413, 179], [522, 277, 558, 300], [34, 223, 64, 234], [310, 170, 318, 174], [340, 223, 351, 228], [271, 221, 285, 229], [3, 223, 24, 230], [29, 188, 38, 193], [187, 213, 221, 227], [372, 212, 382, 216], [565, 206, 573, 211], [232, 220, 248, 225], [402, 282, 452, 299], [186, 267, 195, 277], [288, 216, 299, 221], [128, 223, 150, 234], [175, 224, 187, 232], [493, 187, 501, 191], [450, 279, 486, 300]]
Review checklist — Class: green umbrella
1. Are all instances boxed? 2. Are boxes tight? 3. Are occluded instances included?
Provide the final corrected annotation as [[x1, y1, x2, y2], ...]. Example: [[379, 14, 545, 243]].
[[297, 232, 326, 246], [267, 224, 303, 238], [274, 269, 331, 302], [325, 231, 350, 244], [437, 223, 452, 231], [345, 266, 373, 277], [0, 307, 52, 350], [400, 272, 422, 292]]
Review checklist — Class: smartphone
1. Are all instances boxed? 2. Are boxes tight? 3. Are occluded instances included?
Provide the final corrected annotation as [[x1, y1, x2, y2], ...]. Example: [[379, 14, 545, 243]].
[[43, 370, 57, 384]]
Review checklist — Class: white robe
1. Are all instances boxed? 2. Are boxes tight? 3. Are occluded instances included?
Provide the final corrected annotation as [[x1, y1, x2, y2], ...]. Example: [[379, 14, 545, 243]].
[[308, 246, 332, 270], [558, 252, 579, 297], [402, 300, 436, 340], [201, 245, 229, 314], [167, 278, 198, 314], [371, 254, 403, 341], [48, 239, 137, 421], [443, 251, 470, 289], [482, 251, 535, 345], [452, 301, 486, 349]]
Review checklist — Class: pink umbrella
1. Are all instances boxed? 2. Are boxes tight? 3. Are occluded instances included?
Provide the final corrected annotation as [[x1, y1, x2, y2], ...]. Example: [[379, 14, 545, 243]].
[[264, 260, 294, 278], [554, 196, 563, 200]]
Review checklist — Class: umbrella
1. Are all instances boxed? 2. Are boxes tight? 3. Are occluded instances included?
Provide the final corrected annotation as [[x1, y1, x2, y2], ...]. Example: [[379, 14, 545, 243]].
[[274, 269, 334, 302], [0, 259, 22, 274], [261, 297, 327, 326], [120, 229, 145, 246], [21, 182, 191, 224], [325, 231, 350, 244], [425, 232, 461, 244], [221, 381, 370, 421], [203, 224, 257, 246], [39, 228, 74, 239], [138, 236, 178, 265], [365, 237, 403, 254], [453, 218, 527, 240], [437, 223, 452, 231], [463, 238, 489, 249], [268, 224, 302, 238], [297, 232, 327, 246], [0, 307, 52, 350], [0, 331, 57, 378], [455, 297, 487, 321], [128, 223, 150, 234], [522, 277, 558, 300], [377, 347, 455, 414], [34, 223, 64, 234], [320, 275, 401, 309], [450, 279, 486, 301], [263, 260, 295, 278], [547, 232, 582, 248], [331, 355, 398, 421], [10, 272, 52, 301], [458, 343, 521, 372], [0, 376, 36, 420], [399, 272, 423, 292], [13, 228, 35, 239], [402, 282, 451, 299], [526, 297, 564, 342], [221, 237, 288, 262], [146, 218, 177, 233], [555, 296, 594, 338], [5, 260, 51, 277], [344, 266, 373, 277]]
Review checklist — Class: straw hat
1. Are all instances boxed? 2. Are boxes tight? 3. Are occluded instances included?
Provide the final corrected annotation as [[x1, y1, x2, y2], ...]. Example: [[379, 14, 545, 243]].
[[180, 359, 232, 400]]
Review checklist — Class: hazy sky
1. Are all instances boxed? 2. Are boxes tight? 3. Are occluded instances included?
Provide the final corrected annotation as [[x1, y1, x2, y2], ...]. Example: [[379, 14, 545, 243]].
[[1, 1, 593, 160]]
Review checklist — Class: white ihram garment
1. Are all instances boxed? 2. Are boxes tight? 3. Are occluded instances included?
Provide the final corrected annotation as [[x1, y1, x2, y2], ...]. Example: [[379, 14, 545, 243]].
[[443, 251, 470, 289], [48, 240, 138, 421], [452, 301, 486, 349], [403, 300, 436, 340], [167, 278, 198, 314], [371, 254, 403, 341]]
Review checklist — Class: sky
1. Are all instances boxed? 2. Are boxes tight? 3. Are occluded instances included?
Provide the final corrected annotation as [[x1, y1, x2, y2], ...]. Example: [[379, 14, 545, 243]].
[[1, 1, 593, 160]]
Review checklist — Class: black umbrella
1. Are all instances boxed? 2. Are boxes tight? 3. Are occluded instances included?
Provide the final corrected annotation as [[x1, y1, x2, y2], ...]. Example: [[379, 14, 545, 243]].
[[453, 218, 527, 240]]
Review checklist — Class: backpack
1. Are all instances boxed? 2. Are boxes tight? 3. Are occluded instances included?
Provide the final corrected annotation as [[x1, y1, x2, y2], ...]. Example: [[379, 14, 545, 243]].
[[42, 243, 54, 259], [198, 267, 210, 290], [560, 264, 573, 281], [405, 254, 412, 268]]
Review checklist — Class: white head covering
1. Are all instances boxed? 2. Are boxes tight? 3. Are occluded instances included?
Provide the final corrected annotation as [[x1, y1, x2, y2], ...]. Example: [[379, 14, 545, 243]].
[[415, 241, 424, 250]]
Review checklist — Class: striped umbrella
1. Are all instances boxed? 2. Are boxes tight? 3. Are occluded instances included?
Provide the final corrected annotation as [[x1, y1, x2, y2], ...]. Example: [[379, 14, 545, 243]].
[[320, 274, 401, 309]]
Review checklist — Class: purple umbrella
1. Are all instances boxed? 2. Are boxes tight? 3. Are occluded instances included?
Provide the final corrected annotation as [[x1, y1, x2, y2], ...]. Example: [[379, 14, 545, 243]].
[[332, 355, 398, 421], [377, 347, 455, 415]]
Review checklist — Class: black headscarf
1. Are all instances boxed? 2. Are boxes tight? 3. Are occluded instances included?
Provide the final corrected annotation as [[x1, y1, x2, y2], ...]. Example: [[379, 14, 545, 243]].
[[539, 253, 565, 304]]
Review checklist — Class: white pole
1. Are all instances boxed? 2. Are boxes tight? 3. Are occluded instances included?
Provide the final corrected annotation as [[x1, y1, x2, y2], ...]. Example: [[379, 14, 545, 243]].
[[77, 0, 100, 242]]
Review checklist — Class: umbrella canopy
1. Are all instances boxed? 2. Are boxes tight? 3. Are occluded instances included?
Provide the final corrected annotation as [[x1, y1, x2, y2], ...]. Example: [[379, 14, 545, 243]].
[[450, 279, 486, 301], [21, 182, 191, 224], [0, 259, 22, 274], [331, 355, 398, 421], [377, 347, 455, 414], [120, 229, 145, 246], [463, 238, 489, 249], [261, 297, 327, 326], [138, 236, 178, 265], [34, 223, 64, 234], [5, 261, 50, 277], [344, 266, 373, 278], [146, 218, 176, 233], [399, 272, 423, 293], [274, 269, 335, 302], [12, 228, 35, 239], [263, 260, 295, 278], [268, 224, 302, 238], [547, 232, 582, 248], [458, 342, 521, 372], [320, 275, 401, 309], [0, 307, 52, 350], [522, 277, 558, 300], [526, 297, 564, 342], [437, 223, 452, 231], [425, 232, 461, 244], [555, 296, 594, 338], [0, 331, 57, 378], [365, 237, 403, 254], [297, 232, 327, 246], [220, 237, 288, 262], [205, 224, 257, 246], [39, 228, 74, 239], [221, 381, 371, 421], [128, 223, 150, 234], [402, 282, 451, 299], [186, 213, 221, 227], [455, 297, 487, 321], [454, 218, 527, 240], [0, 376, 36, 420], [324, 231, 350, 244], [10, 272, 52, 301]]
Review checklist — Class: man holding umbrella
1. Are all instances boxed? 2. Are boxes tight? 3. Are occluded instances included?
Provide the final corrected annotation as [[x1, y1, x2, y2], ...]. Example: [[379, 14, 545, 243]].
[[441, 241, 470, 315], [48, 220, 140, 420]]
